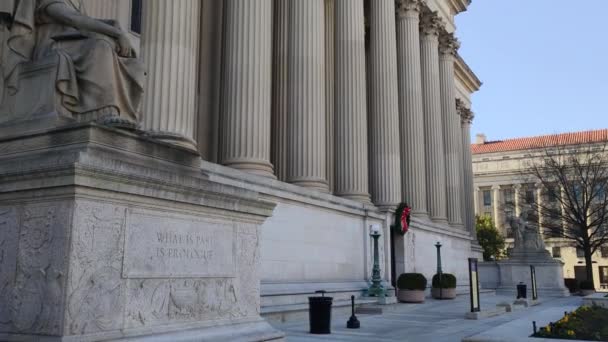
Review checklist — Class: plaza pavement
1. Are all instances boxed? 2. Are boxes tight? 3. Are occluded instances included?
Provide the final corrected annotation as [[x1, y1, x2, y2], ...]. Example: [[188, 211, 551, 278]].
[[271, 293, 583, 342]]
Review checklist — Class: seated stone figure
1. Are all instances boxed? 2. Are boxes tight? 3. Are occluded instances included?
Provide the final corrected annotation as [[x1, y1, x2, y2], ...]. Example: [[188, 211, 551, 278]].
[[0, 0, 144, 128], [509, 209, 546, 253]]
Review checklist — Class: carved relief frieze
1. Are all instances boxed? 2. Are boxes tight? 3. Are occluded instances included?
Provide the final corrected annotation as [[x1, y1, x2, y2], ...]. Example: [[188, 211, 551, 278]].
[[67, 201, 126, 335], [124, 278, 246, 328], [0, 203, 70, 335], [236, 225, 261, 315]]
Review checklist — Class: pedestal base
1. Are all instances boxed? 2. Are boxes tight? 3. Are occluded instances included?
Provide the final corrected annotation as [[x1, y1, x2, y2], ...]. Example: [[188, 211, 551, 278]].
[[0, 123, 284, 341], [494, 257, 570, 298]]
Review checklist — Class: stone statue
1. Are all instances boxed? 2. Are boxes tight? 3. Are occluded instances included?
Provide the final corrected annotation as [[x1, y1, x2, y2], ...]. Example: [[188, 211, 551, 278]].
[[0, 0, 144, 127], [509, 209, 546, 252]]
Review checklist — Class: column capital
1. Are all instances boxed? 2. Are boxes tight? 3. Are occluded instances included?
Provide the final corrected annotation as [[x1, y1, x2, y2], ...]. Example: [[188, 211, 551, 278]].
[[419, 10, 443, 37], [513, 184, 522, 190], [396, 0, 421, 18], [439, 32, 460, 56], [456, 99, 474, 124], [491, 185, 501, 191]]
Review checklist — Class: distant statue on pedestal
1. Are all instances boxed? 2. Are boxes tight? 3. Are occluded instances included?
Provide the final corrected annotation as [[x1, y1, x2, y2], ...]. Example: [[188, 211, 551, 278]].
[[509, 209, 546, 253], [0, 0, 144, 128]]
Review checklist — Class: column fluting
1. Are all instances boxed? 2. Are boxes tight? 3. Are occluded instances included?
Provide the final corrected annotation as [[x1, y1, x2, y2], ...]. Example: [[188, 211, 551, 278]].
[[271, 0, 290, 181], [368, 0, 401, 209], [83, 0, 119, 19], [334, 0, 371, 203], [395, 0, 427, 215], [325, 0, 336, 193], [420, 11, 447, 222], [220, 0, 275, 178], [141, 0, 200, 150], [458, 101, 476, 237], [439, 32, 463, 227], [286, 0, 328, 191]]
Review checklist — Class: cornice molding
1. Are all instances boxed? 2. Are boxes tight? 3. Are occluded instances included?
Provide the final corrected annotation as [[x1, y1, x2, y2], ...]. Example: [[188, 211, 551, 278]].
[[448, 0, 471, 15], [455, 53, 482, 94]]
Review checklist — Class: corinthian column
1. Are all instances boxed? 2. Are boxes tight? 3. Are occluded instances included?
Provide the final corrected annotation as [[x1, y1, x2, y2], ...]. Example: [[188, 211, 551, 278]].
[[395, 0, 427, 215], [513, 183, 522, 217], [492, 185, 502, 230], [220, 0, 275, 178], [271, 0, 290, 181], [420, 11, 447, 222], [368, 0, 401, 209], [286, 0, 328, 192], [325, 0, 335, 193], [141, 0, 200, 150], [439, 32, 463, 227], [458, 101, 476, 237], [334, 0, 371, 203]]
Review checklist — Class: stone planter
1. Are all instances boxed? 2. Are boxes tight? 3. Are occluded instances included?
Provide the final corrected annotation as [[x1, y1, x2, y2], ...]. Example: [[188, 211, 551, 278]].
[[431, 287, 456, 299], [397, 289, 425, 303]]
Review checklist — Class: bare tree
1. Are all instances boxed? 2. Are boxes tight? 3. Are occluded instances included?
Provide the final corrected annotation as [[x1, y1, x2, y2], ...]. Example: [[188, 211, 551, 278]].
[[514, 138, 608, 286]]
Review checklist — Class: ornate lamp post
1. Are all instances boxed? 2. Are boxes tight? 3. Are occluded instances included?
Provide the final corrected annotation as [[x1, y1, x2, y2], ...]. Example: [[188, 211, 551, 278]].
[[435, 242, 443, 274], [435, 241, 443, 299], [367, 224, 386, 297]]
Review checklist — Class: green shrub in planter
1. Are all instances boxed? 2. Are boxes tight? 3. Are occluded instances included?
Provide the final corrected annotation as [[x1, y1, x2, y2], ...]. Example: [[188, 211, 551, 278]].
[[432, 273, 457, 289], [397, 273, 427, 290], [579, 280, 594, 290]]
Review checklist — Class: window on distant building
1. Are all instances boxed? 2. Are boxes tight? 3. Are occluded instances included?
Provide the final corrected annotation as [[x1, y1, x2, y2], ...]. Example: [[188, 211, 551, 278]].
[[504, 189, 514, 205], [576, 248, 585, 258], [130, 0, 142, 34], [602, 246, 608, 258], [483, 190, 492, 207], [552, 247, 561, 258], [600, 267, 608, 287], [547, 186, 559, 203], [525, 189, 535, 204]]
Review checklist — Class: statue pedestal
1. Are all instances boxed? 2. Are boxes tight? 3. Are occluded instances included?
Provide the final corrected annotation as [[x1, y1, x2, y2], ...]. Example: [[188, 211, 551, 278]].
[[0, 123, 284, 341], [495, 250, 570, 298]]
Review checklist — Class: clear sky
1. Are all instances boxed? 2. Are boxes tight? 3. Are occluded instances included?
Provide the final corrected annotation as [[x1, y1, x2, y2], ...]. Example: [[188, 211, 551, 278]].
[[456, 0, 608, 143]]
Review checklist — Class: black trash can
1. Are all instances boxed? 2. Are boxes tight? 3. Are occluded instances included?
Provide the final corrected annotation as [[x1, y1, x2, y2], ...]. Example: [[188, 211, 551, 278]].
[[309, 291, 333, 334], [517, 282, 527, 299]]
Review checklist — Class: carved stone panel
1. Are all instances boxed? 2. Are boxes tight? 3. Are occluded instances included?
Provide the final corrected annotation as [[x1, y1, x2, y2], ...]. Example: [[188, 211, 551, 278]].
[[0, 207, 19, 331], [67, 201, 127, 335], [123, 209, 237, 279], [0, 202, 71, 336], [124, 277, 246, 328]]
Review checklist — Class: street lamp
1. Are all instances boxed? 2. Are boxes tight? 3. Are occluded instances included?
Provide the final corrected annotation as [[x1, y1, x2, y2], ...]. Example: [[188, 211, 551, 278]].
[[367, 224, 386, 297], [435, 242, 443, 299]]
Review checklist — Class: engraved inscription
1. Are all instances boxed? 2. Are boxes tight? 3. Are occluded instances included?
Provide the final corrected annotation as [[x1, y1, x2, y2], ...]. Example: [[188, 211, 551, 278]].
[[123, 210, 236, 278]]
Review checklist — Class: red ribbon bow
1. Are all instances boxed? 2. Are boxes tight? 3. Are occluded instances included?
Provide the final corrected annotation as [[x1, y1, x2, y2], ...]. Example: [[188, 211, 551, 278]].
[[401, 206, 411, 234]]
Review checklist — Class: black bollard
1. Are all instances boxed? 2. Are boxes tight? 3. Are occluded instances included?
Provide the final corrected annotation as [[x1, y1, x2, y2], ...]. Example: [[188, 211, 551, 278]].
[[533, 321, 537, 334], [346, 295, 360, 329]]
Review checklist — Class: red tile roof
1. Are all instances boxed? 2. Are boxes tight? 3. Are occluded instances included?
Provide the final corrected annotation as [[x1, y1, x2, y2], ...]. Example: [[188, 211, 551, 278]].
[[471, 129, 608, 154]]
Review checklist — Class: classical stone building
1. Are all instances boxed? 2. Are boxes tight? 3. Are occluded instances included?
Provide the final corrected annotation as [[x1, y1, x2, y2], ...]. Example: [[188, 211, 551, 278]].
[[84, 0, 481, 312], [0, 0, 481, 339], [472, 129, 608, 291]]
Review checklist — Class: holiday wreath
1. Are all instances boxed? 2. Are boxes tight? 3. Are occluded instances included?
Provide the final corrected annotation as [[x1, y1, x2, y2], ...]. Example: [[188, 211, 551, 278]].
[[392, 202, 411, 235]]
